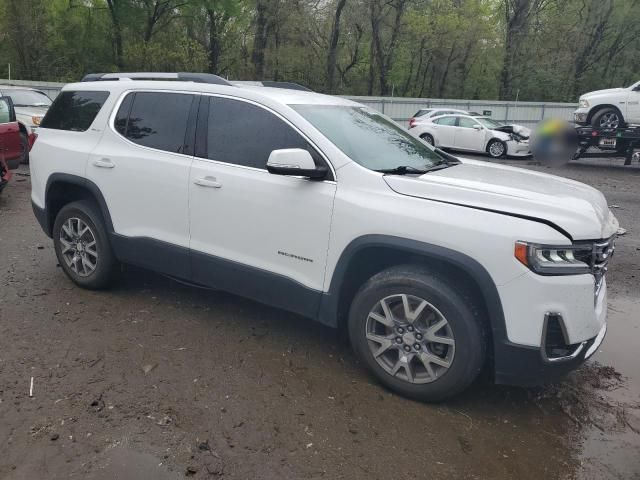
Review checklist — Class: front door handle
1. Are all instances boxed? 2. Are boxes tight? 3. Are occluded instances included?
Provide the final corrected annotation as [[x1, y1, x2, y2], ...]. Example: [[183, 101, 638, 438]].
[[92, 158, 115, 169], [194, 176, 222, 188]]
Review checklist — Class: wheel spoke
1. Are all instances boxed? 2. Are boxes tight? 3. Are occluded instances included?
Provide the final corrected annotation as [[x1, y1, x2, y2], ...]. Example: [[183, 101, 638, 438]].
[[62, 223, 73, 238], [60, 238, 73, 254], [401, 295, 428, 323], [366, 333, 394, 357]]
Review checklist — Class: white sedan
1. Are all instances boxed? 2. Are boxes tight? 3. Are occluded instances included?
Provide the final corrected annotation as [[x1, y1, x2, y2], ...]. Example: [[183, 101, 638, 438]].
[[409, 114, 532, 158]]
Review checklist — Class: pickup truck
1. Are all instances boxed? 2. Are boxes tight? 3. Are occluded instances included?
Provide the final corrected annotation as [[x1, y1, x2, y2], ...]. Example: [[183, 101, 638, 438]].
[[574, 80, 640, 129]]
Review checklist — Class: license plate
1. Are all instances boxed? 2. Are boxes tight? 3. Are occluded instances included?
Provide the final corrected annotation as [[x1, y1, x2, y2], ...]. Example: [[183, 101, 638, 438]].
[[599, 138, 616, 147]]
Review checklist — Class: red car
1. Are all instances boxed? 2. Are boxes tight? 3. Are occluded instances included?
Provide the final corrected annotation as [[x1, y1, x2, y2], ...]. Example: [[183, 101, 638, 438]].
[[0, 96, 23, 192]]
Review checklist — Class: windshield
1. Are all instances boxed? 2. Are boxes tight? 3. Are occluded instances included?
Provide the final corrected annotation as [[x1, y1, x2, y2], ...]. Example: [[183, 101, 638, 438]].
[[292, 105, 446, 171], [476, 117, 504, 129], [6, 90, 52, 107]]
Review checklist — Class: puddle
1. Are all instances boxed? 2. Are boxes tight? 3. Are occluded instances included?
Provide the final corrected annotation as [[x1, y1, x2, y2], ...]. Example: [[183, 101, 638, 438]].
[[576, 295, 640, 479]]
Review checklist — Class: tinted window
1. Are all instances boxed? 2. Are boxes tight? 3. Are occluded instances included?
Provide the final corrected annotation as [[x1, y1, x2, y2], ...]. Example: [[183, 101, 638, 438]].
[[434, 116, 457, 126], [40, 91, 109, 132], [458, 117, 480, 128], [205, 97, 319, 169], [114, 93, 134, 135], [120, 92, 194, 153], [414, 109, 432, 117]]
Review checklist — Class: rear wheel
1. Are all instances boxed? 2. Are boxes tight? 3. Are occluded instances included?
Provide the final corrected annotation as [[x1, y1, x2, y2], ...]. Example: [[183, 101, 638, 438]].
[[348, 265, 487, 402], [592, 108, 624, 129], [420, 133, 435, 146], [53, 200, 118, 289]]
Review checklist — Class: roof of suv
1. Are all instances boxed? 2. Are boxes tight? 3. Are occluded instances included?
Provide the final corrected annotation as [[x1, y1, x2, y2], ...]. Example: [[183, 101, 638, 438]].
[[63, 80, 359, 108]]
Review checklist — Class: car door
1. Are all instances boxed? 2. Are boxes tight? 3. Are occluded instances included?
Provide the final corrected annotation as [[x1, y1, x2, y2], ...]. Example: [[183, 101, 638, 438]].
[[86, 90, 197, 278], [454, 117, 486, 152], [0, 96, 22, 171], [188, 95, 337, 317], [430, 116, 458, 147]]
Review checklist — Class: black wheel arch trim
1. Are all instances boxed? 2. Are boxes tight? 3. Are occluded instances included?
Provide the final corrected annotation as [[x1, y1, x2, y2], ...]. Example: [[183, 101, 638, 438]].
[[43, 173, 115, 237], [318, 234, 508, 338]]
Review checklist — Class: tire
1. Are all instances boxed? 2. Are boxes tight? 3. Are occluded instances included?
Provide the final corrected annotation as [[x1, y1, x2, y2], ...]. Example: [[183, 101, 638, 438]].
[[19, 132, 29, 165], [487, 139, 506, 158], [591, 107, 624, 129], [348, 265, 487, 402], [53, 200, 118, 289], [420, 133, 435, 146]]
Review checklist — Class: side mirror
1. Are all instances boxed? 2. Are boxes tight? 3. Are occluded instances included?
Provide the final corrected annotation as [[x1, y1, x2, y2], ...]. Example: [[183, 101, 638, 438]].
[[266, 148, 327, 179], [472, 124, 482, 130]]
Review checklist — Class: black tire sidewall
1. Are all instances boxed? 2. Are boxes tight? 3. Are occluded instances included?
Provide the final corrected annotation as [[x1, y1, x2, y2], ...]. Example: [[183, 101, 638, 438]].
[[52, 201, 116, 289], [348, 267, 486, 402], [487, 139, 506, 158]]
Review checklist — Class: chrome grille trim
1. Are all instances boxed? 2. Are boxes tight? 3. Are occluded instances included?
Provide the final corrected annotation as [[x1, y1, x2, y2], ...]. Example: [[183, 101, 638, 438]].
[[591, 236, 615, 299]]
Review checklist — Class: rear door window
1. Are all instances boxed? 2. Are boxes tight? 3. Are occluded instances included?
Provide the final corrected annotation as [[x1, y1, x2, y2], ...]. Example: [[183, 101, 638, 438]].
[[40, 91, 110, 132], [116, 92, 194, 154]]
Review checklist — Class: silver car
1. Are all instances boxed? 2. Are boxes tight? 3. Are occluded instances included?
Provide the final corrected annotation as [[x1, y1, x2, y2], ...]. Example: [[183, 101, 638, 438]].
[[0, 85, 52, 164]]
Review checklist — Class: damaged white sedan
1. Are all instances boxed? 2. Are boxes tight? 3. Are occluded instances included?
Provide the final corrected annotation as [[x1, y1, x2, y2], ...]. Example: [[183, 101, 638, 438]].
[[409, 113, 531, 158]]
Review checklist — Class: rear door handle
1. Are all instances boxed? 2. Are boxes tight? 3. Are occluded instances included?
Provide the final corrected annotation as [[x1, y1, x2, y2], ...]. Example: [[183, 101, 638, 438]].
[[194, 176, 222, 188], [92, 158, 115, 169]]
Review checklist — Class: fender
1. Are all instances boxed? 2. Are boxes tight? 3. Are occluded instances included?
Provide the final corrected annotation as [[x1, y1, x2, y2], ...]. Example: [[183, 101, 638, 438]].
[[42, 173, 115, 236], [317, 234, 508, 345]]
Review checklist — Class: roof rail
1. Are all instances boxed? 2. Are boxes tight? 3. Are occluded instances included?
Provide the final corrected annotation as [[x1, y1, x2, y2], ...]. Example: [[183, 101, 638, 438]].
[[81, 72, 232, 86], [231, 80, 312, 92]]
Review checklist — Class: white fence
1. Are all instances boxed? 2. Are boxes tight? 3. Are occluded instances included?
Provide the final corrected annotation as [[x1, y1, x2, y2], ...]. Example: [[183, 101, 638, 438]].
[[0, 79, 577, 127]]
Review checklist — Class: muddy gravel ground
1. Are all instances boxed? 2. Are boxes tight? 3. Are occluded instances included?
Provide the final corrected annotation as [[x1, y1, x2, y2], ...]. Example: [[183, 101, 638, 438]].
[[1, 157, 639, 480]]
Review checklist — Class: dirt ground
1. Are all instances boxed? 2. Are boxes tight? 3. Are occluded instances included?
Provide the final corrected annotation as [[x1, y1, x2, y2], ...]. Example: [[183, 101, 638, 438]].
[[1, 157, 639, 480]]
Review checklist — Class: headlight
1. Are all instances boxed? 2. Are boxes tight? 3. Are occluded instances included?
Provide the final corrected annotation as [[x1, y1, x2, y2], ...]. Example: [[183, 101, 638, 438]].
[[31, 115, 43, 126], [579, 99, 590, 108], [514, 241, 591, 275]]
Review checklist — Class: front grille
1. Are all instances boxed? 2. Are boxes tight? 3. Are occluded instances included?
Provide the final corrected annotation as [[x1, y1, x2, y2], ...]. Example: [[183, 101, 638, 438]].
[[573, 236, 615, 299]]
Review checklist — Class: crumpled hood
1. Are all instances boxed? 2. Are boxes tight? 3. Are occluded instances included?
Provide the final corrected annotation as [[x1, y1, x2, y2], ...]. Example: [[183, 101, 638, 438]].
[[383, 159, 619, 240], [493, 124, 531, 140], [582, 87, 625, 99]]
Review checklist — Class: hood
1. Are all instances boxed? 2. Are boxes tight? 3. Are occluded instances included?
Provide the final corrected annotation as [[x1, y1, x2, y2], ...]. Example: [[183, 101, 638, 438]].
[[383, 159, 619, 240], [16, 106, 48, 125], [493, 124, 531, 140], [582, 87, 626, 99]]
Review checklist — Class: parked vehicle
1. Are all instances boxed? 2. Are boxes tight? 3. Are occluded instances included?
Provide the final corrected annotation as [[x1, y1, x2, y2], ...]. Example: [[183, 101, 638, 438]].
[[410, 114, 531, 158], [408, 108, 481, 128], [0, 85, 52, 164], [0, 96, 23, 191], [574, 80, 640, 129], [30, 72, 617, 401]]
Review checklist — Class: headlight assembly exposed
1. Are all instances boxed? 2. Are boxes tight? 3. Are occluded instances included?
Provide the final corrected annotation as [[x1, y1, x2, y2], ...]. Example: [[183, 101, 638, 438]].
[[514, 241, 591, 275], [579, 99, 590, 108]]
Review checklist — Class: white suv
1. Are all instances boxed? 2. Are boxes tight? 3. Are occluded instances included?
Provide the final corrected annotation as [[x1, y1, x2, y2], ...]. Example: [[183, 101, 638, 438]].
[[574, 80, 640, 128], [30, 73, 618, 401]]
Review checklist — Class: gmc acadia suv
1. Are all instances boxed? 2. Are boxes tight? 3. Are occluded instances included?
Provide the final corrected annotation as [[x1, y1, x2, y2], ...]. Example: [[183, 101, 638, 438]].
[[30, 73, 618, 401]]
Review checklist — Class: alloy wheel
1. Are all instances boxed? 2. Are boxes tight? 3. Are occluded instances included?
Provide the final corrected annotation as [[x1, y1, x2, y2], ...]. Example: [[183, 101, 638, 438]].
[[489, 141, 505, 157], [59, 217, 99, 277], [599, 112, 620, 129], [365, 294, 455, 384]]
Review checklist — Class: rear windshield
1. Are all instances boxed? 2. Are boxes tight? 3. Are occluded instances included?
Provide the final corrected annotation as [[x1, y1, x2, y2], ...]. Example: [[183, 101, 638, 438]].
[[413, 109, 433, 117], [40, 91, 110, 132]]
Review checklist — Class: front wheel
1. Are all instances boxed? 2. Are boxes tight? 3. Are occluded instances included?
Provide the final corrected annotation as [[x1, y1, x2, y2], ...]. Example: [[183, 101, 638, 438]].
[[348, 265, 487, 402], [487, 139, 506, 158], [592, 108, 624, 129], [53, 200, 118, 289]]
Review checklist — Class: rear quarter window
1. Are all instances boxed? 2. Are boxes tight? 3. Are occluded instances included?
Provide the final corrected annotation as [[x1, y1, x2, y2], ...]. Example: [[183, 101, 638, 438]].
[[40, 91, 110, 132]]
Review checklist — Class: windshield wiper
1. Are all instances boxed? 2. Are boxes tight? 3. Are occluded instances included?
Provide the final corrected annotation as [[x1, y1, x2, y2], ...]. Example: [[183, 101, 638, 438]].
[[375, 163, 455, 175]]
